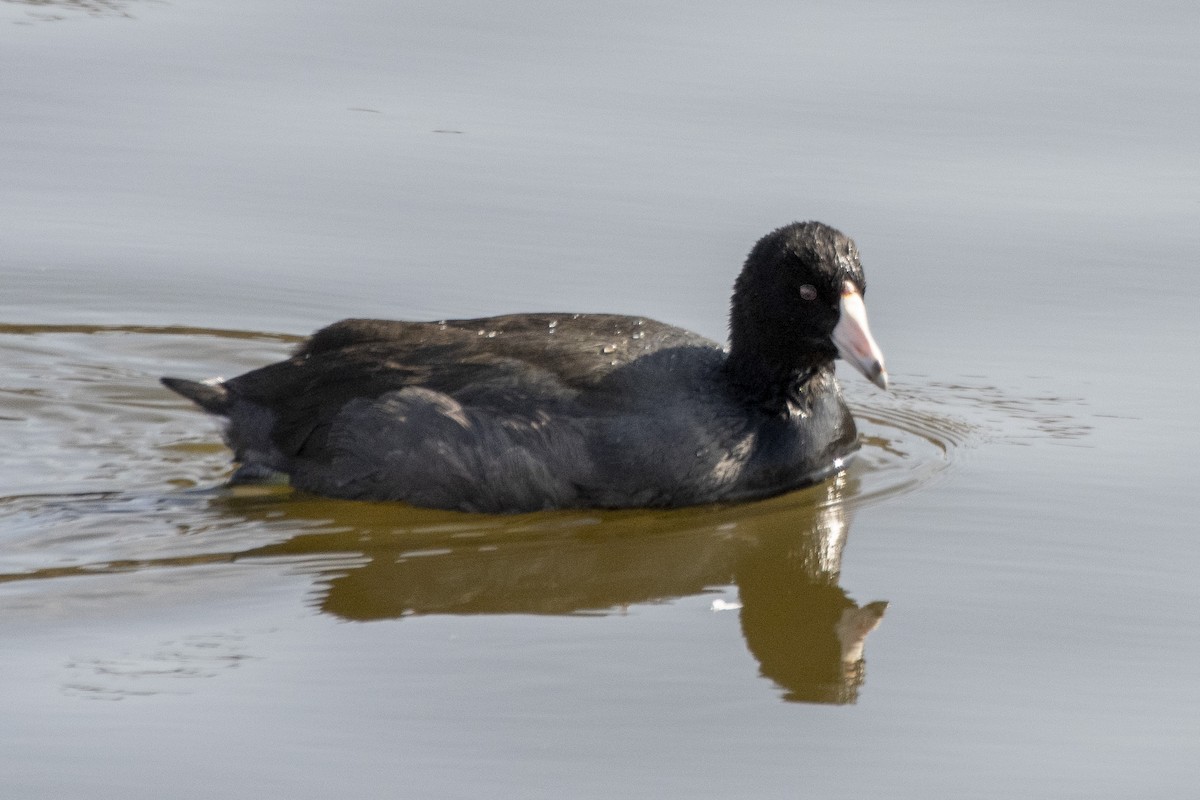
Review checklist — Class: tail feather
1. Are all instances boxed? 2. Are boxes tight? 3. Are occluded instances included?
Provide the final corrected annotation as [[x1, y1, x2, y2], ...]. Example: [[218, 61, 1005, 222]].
[[161, 376, 232, 415]]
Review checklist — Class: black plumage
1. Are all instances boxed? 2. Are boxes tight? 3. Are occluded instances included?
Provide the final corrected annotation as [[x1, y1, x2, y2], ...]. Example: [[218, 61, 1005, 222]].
[[163, 221, 888, 513]]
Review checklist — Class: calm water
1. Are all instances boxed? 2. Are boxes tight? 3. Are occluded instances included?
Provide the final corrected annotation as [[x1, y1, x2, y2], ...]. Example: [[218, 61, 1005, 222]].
[[2, 1, 1198, 797]]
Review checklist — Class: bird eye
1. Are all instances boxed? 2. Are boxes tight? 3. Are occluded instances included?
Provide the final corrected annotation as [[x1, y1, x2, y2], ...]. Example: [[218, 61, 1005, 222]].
[[799, 284, 818, 301]]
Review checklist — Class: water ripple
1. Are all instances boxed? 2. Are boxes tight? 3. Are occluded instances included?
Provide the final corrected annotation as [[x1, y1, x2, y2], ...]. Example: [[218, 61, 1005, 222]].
[[0, 324, 1086, 581]]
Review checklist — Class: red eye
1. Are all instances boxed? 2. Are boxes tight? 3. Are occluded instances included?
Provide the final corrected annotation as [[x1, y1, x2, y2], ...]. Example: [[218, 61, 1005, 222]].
[[799, 284, 818, 301]]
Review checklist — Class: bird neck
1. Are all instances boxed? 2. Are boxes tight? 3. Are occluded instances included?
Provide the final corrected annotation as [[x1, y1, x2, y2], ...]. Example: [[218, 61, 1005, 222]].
[[723, 344, 828, 416]]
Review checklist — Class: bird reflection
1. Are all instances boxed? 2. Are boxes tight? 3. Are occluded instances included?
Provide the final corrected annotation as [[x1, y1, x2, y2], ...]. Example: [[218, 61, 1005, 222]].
[[733, 478, 888, 704], [230, 472, 887, 704]]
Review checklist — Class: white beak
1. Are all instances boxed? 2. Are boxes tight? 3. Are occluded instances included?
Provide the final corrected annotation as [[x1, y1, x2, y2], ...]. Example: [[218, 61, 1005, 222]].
[[831, 281, 888, 390]]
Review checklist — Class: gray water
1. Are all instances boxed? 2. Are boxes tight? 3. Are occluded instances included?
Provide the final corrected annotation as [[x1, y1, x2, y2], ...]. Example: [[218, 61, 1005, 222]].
[[2, 1, 1198, 797]]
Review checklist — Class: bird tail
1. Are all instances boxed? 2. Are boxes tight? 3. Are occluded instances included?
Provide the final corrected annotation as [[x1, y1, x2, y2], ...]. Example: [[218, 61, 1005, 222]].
[[160, 377, 232, 415]]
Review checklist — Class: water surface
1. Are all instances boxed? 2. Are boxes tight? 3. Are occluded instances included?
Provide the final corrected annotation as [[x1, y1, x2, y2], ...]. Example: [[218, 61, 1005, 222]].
[[2, 1, 1198, 797]]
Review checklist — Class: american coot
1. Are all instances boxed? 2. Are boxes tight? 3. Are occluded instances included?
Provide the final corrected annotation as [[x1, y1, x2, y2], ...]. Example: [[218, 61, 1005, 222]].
[[163, 221, 887, 513]]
